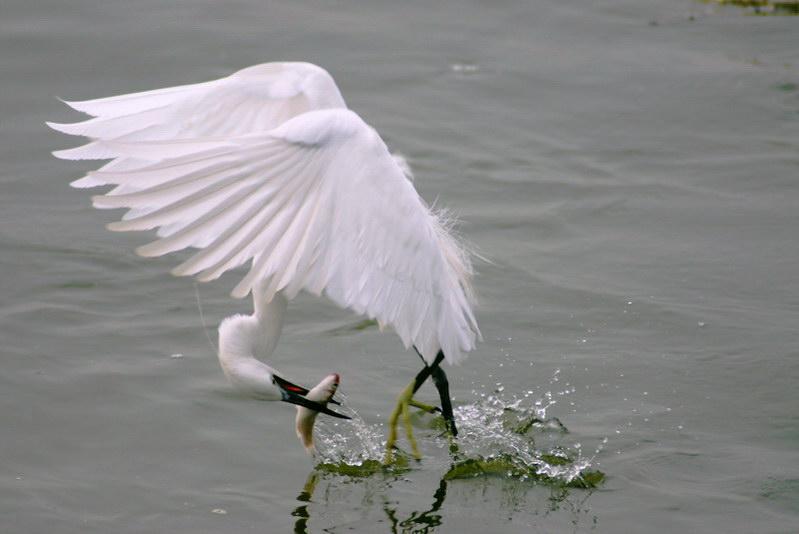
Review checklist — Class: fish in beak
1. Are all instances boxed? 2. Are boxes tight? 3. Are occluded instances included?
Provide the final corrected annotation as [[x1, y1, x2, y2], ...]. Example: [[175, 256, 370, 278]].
[[272, 373, 349, 418], [294, 373, 341, 456]]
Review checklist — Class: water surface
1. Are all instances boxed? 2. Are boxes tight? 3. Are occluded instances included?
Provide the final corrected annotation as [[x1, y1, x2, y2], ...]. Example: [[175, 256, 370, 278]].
[[2, 0, 798, 532]]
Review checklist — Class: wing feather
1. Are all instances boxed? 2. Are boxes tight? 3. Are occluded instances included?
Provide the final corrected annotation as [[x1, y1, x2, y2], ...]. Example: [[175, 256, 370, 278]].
[[48, 62, 345, 140], [51, 64, 479, 364]]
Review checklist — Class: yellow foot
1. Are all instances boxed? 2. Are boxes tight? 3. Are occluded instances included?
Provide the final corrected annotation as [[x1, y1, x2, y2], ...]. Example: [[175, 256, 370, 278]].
[[409, 399, 439, 414], [385, 381, 421, 464], [384, 378, 459, 464]]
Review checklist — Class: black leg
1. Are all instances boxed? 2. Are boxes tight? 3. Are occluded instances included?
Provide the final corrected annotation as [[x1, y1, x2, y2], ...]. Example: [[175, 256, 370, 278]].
[[410, 349, 457, 436], [431, 364, 457, 436], [412, 349, 445, 395]]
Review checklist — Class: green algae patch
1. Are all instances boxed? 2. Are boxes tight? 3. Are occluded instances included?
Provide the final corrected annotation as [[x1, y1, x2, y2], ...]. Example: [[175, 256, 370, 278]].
[[567, 469, 606, 489], [505, 414, 568, 436], [443, 454, 605, 489], [443, 457, 521, 480], [316, 456, 412, 477], [700, 0, 799, 14]]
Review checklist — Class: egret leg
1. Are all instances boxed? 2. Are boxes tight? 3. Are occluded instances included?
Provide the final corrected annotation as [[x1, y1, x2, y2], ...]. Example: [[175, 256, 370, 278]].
[[386, 380, 417, 463], [401, 392, 419, 459], [385, 351, 454, 464], [409, 399, 439, 413], [430, 364, 457, 436]]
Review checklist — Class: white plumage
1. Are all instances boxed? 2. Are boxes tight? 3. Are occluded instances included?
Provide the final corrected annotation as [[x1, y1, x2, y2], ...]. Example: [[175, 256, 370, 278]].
[[50, 63, 480, 446]]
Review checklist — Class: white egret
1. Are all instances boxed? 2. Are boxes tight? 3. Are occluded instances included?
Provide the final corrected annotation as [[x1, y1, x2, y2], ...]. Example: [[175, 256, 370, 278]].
[[49, 62, 481, 460]]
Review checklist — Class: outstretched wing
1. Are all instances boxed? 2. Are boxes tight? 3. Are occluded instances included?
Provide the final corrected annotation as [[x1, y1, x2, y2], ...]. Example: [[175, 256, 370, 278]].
[[50, 68, 479, 365], [48, 62, 346, 186]]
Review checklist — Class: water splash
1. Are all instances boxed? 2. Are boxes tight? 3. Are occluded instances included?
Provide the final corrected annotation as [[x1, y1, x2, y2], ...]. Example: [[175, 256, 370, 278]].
[[445, 389, 599, 486], [313, 391, 385, 464], [311, 385, 603, 487]]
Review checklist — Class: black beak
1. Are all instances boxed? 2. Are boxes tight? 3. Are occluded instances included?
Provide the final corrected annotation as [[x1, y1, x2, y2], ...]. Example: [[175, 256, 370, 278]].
[[273, 375, 351, 419]]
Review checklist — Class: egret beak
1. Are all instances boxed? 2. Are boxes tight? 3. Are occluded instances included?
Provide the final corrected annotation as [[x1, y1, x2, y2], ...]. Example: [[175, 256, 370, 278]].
[[273, 374, 350, 419]]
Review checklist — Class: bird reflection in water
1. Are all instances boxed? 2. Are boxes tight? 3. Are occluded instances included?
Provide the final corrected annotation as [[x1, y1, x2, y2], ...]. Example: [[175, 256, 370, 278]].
[[291, 466, 598, 534], [291, 472, 445, 534]]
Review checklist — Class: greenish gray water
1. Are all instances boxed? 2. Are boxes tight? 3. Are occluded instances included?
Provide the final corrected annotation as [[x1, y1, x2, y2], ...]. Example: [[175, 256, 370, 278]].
[[2, 1, 798, 532]]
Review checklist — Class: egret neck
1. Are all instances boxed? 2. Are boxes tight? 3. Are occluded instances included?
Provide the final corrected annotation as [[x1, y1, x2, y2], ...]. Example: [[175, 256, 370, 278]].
[[217, 288, 349, 419], [218, 289, 288, 400]]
